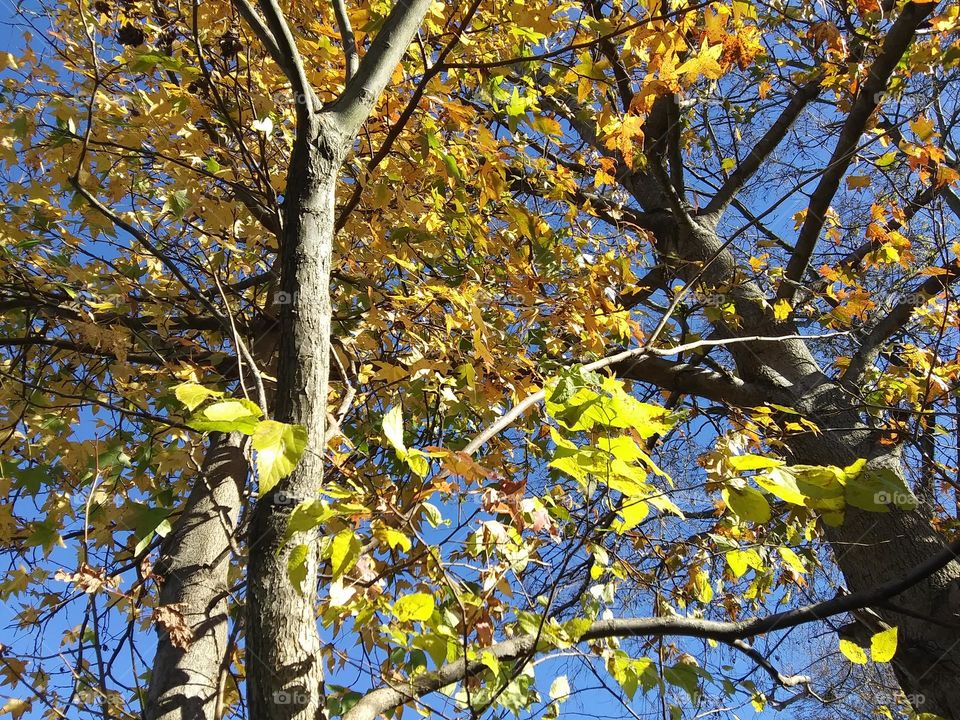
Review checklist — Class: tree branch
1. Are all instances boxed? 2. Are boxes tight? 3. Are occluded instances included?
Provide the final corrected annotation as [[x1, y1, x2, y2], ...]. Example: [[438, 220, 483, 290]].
[[843, 259, 960, 384], [778, 1, 939, 303], [463, 332, 841, 454], [332, 0, 359, 81], [344, 535, 960, 720], [332, 0, 438, 136], [230, 0, 286, 79], [704, 75, 823, 216], [256, 0, 318, 116]]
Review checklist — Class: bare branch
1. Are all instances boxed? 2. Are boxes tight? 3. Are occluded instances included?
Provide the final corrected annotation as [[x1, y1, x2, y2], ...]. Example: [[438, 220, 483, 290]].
[[344, 535, 960, 720], [257, 0, 318, 116], [778, 1, 939, 303], [332, 0, 438, 136], [230, 0, 285, 77], [332, 0, 359, 81], [704, 75, 823, 216]]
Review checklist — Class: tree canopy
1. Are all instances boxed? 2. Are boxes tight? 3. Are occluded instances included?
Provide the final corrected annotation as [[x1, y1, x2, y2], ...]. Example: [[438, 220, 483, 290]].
[[1, 0, 960, 719]]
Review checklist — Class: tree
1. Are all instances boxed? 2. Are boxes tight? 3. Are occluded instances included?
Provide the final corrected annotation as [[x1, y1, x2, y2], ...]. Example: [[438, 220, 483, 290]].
[[1, 0, 959, 719]]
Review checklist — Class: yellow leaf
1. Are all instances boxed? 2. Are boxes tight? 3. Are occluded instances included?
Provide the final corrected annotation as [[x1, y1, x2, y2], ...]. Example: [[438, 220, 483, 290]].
[[910, 116, 935, 142], [839, 638, 868, 664], [870, 626, 897, 663], [531, 116, 562, 136], [772, 298, 791, 321]]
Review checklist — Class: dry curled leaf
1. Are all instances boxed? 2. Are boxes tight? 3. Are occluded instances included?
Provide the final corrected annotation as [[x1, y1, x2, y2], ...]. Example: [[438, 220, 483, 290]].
[[153, 604, 194, 650]]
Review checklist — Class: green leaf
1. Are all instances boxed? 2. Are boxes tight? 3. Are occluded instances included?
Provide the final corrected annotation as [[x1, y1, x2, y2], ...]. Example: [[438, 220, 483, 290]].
[[722, 486, 771, 523], [839, 639, 868, 664], [870, 626, 897, 663], [187, 398, 262, 434], [173, 382, 222, 411], [382, 405, 406, 455], [288, 544, 310, 593], [664, 663, 700, 700], [392, 592, 435, 622], [131, 504, 173, 555], [163, 189, 191, 219], [284, 500, 334, 543], [330, 529, 360, 580], [252, 420, 308, 495]]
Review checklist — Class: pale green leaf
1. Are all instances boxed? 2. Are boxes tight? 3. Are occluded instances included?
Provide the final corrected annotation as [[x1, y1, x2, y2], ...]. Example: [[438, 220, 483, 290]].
[[252, 420, 308, 495], [722, 486, 771, 523], [330, 529, 360, 580], [288, 544, 310, 593], [187, 398, 262, 434], [778, 546, 806, 575], [392, 592, 435, 622], [614, 500, 649, 534], [377, 527, 412, 552], [729, 454, 783, 471], [283, 500, 334, 543], [549, 675, 570, 701], [383, 405, 406, 455], [172, 382, 222, 411]]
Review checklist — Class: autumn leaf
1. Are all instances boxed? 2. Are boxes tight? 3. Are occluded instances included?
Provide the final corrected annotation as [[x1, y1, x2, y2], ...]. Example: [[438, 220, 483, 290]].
[[392, 593, 435, 622], [252, 420, 308, 495]]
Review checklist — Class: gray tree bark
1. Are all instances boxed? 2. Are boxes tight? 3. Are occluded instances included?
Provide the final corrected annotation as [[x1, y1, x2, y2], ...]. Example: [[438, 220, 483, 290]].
[[245, 118, 346, 720], [146, 431, 247, 720], [664, 212, 960, 718]]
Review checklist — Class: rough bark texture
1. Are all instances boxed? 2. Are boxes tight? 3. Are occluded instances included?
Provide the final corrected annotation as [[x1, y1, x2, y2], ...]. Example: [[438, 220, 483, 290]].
[[245, 118, 347, 720], [664, 213, 960, 718], [787, 407, 960, 717], [146, 431, 247, 720]]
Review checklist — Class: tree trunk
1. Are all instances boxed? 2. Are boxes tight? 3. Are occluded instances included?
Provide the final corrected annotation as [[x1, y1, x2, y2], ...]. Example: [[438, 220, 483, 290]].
[[146, 432, 247, 720], [245, 119, 347, 720], [785, 401, 960, 718], [664, 215, 960, 717]]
